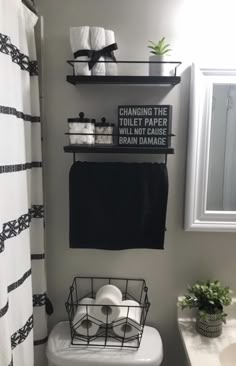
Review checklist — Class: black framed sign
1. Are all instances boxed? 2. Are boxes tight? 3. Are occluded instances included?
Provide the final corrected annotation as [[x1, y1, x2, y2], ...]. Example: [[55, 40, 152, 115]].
[[118, 105, 172, 147]]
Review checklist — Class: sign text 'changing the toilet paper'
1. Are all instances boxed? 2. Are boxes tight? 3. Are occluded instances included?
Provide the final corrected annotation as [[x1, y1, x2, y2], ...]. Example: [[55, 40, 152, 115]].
[[118, 105, 172, 147]]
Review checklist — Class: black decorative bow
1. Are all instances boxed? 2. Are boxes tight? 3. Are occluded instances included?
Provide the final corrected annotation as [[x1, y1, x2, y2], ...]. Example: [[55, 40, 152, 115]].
[[74, 43, 118, 70]]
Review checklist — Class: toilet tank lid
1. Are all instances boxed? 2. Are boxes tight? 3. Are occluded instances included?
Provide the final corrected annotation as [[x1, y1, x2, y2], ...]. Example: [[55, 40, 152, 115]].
[[46, 322, 163, 366]]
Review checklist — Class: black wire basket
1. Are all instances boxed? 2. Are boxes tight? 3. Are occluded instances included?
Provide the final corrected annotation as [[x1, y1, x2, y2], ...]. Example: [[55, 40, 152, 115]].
[[65, 277, 150, 349]]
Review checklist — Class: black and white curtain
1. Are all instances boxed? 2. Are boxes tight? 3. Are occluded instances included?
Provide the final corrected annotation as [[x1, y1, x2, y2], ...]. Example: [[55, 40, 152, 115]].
[[0, 0, 47, 365]]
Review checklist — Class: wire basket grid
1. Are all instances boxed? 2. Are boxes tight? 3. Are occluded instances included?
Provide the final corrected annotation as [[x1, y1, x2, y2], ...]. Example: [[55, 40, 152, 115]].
[[65, 277, 150, 348]]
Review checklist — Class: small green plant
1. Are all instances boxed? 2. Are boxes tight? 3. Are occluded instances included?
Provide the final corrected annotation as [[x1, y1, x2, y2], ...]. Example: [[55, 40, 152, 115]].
[[148, 37, 172, 56], [178, 280, 233, 323]]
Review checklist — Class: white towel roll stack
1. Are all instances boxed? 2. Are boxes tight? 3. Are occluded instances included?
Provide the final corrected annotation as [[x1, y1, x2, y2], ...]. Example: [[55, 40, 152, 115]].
[[105, 30, 118, 76], [94, 284, 122, 323], [72, 297, 99, 336], [90, 27, 106, 75], [113, 300, 142, 338], [70, 26, 91, 75]]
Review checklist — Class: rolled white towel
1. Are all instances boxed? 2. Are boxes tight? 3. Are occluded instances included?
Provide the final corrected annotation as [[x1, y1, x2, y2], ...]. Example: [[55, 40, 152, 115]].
[[90, 27, 106, 75], [105, 30, 117, 76], [70, 26, 91, 75]]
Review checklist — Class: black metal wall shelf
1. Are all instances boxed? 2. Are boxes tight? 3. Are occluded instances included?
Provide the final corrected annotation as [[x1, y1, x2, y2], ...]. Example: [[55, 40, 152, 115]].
[[65, 60, 179, 160], [67, 75, 181, 86], [67, 60, 182, 86], [64, 145, 174, 154]]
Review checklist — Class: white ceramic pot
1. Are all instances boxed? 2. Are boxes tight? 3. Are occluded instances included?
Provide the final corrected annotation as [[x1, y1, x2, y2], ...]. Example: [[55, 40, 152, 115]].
[[149, 55, 171, 76]]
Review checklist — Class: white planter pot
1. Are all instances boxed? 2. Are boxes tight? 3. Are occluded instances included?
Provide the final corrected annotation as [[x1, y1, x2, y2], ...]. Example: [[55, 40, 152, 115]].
[[149, 55, 171, 76]]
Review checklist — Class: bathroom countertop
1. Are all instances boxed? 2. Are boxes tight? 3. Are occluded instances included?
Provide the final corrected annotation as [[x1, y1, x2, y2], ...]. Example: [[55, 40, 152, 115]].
[[177, 298, 236, 366]]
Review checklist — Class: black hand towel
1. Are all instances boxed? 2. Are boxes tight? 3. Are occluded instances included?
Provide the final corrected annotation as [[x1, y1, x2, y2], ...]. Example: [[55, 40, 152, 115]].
[[69, 162, 168, 250]]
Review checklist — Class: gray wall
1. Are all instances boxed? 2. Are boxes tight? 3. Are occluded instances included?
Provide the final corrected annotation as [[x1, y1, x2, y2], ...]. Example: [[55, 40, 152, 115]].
[[36, 0, 236, 365]]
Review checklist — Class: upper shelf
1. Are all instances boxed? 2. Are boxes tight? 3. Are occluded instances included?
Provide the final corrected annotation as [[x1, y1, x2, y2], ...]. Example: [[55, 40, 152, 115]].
[[67, 75, 181, 86], [67, 60, 182, 86]]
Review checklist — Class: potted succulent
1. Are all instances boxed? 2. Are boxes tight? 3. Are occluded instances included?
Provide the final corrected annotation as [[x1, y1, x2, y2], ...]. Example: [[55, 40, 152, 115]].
[[148, 37, 172, 76], [179, 280, 233, 338]]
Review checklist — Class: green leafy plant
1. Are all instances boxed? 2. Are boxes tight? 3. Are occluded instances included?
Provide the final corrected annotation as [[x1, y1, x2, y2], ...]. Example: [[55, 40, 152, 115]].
[[178, 280, 233, 323], [148, 37, 172, 56]]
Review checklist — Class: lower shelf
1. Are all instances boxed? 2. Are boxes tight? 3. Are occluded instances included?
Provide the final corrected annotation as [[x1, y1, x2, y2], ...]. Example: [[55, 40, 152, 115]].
[[64, 145, 174, 154]]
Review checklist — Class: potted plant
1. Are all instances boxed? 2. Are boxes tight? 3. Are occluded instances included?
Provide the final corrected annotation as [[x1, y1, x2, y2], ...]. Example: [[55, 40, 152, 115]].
[[148, 37, 172, 76], [178, 280, 233, 338]]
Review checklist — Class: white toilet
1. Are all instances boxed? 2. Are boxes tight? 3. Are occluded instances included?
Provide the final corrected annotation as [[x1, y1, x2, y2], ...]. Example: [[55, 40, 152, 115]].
[[46, 321, 163, 366]]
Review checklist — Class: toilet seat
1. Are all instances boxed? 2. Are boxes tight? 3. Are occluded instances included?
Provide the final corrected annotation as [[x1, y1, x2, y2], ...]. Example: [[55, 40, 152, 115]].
[[46, 321, 163, 366]]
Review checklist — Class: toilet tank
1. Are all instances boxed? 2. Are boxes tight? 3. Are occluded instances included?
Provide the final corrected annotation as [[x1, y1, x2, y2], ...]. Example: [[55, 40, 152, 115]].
[[47, 322, 163, 366]]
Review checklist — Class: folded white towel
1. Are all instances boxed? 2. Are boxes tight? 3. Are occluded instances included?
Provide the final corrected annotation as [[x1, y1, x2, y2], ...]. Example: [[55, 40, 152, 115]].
[[90, 27, 106, 75], [70, 26, 91, 75], [105, 30, 117, 76]]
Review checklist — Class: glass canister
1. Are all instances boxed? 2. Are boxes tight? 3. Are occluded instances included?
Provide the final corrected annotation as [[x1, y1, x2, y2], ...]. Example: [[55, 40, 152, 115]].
[[95, 118, 114, 145], [68, 112, 95, 145]]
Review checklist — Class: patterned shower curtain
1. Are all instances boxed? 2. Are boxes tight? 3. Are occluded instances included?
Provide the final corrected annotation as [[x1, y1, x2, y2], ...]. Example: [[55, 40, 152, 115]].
[[0, 0, 47, 365]]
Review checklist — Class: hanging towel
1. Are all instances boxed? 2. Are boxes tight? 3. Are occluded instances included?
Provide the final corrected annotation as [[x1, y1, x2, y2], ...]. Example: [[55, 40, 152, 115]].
[[70, 26, 91, 75], [90, 27, 106, 75], [105, 30, 118, 75], [69, 162, 168, 250]]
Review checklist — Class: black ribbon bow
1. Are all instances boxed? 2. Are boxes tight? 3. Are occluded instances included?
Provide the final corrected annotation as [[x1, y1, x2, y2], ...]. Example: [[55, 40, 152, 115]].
[[74, 43, 118, 70]]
